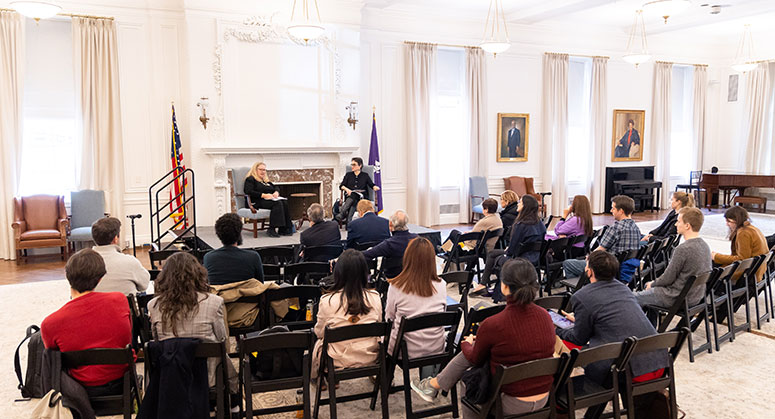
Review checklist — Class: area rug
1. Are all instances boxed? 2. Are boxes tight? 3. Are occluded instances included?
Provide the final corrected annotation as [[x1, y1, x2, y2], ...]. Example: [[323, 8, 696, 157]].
[[636, 213, 775, 241]]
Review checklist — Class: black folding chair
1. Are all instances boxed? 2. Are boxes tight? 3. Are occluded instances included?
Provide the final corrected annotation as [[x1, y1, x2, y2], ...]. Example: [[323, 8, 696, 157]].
[[538, 237, 571, 296], [644, 271, 713, 362], [631, 240, 662, 290], [457, 305, 506, 351], [474, 228, 504, 282], [59, 345, 141, 419], [353, 240, 383, 251], [253, 245, 296, 265], [620, 329, 690, 419], [149, 248, 209, 269], [726, 256, 758, 339], [463, 352, 574, 419], [375, 311, 462, 418], [566, 234, 588, 259], [556, 341, 636, 419], [743, 253, 772, 329], [239, 330, 313, 418], [128, 293, 154, 354], [284, 262, 331, 285], [264, 285, 322, 330], [313, 322, 391, 419], [709, 263, 738, 350], [302, 244, 344, 262], [148, 269, 161, 282], [440, 270, 474, 322], [439, 231, 484, 274], [535, 294, 571, 313]]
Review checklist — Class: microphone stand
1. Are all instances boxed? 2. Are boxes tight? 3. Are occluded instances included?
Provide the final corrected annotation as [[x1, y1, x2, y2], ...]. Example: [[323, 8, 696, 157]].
[[127, 214, 142, 257]]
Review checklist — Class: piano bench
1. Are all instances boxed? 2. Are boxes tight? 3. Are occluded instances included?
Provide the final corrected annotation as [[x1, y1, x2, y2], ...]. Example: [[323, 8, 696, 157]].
[[733, 196, 767, 213]]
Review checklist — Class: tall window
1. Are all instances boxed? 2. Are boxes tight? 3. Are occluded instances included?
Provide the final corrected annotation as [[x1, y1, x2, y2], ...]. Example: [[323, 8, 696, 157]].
[[435, 48, 466, 188], [567, 57, 592, 183], [19, 19, 78, 197], [670, 65, 694, 179]]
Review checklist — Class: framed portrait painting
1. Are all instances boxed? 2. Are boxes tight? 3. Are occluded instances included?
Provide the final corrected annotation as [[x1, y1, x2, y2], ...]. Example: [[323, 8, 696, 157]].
[[497, 113, 529, 162], [611, 109, 645, 162]]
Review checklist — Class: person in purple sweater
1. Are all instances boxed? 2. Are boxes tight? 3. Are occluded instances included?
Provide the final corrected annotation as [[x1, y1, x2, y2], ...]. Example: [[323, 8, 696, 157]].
[[546, 195, 594, 252]]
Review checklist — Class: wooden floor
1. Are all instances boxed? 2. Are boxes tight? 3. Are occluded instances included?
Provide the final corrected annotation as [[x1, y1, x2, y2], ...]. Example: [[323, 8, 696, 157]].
[[1, 208, 723, 286]]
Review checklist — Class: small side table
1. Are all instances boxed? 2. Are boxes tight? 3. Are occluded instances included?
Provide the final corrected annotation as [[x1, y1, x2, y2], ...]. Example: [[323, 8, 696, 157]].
[[290, 192, 317, 230]]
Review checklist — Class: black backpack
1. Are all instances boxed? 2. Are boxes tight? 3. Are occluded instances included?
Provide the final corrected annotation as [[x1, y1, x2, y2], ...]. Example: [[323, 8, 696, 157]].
[[247, 325, 304, 380], [14, 325, 45, 399]]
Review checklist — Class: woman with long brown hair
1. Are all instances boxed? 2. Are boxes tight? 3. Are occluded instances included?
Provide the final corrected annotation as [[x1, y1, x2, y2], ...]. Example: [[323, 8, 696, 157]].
[[712, 205, 768, 282], [148, 252, 239, 406], [546, 195, 593, 248], [385, 237, 447, 377]]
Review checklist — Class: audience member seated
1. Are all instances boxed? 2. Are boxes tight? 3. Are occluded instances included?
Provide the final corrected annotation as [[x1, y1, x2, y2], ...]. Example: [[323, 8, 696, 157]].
[[556, 251, 668, 388], [499, 190, 520, 237], [243, 161, 293, 237], [362, 210, 418, 279], [635, 207, 711, 310], [203, 213, 264, 285], [641, 191, 695, 243], [312, 250, 382, 378], [385, 237, 447, 378], [300, 203, 341, 252], [148, 252, 239, 411], [712, 205, 768, 284], [41, 249, 132, 397], [440, 198, 503, 254], [563, 195, 641, 282], [476, 195, 545, 299], [411, 258, 556, 418], [545, 195, 593, 248], [91, 217, 150, 295], [335, 157, 380, 224], [345, 199, 390, 249]]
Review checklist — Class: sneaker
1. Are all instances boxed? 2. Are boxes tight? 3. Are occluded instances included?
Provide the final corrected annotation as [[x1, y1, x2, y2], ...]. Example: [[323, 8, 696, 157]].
[[410, 377, 438, 402]]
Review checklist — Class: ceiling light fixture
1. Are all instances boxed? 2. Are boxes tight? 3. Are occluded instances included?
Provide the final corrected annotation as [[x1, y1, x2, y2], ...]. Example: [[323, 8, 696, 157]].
[[10, 0, 62, 21], [480, 0, 510, 57], [643, 0, 691, 23], [623, 10, 651, 67], [287, 0, 325, 44], [731, 24, 757, 73]]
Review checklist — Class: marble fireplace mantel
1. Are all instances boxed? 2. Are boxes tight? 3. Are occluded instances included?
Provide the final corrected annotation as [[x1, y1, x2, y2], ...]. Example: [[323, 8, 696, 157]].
[[202, 145, 360, 216]]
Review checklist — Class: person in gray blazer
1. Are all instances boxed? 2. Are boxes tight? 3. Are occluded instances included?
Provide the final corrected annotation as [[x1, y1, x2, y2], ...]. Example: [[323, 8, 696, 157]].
[[556, 251, 669, 389]]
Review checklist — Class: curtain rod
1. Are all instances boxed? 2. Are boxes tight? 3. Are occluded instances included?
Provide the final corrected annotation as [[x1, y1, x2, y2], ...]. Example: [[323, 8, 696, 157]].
[[0, 8, 113, 20], [404, 41, 477, 49], [657, 60, 708, 67], [547, 52, 610, 59]]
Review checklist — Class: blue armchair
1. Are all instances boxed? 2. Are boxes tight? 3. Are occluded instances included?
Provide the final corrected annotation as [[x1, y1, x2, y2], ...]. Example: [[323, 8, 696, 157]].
[[229, 167, 272, 238], [69, 190, 106, 250], [469, 176, 501, 224]]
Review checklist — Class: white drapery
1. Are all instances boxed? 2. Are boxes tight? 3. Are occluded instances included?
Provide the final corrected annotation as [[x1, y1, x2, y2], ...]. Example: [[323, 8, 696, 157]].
[[462, 47, 487, 223], [404, 42, 439, 227], [651, 61, 673, 208], [589, 57, 608, 213], [540, 53, 569, 215], [0, 11, 24, 260], [742, 64, 773, 174], [692, 65, 708, 171], [72, 17, 127, 239]]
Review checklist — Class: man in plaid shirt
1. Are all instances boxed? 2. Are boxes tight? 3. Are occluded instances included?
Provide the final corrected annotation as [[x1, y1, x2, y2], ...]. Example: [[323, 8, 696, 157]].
[[563, 195, 641, 280]]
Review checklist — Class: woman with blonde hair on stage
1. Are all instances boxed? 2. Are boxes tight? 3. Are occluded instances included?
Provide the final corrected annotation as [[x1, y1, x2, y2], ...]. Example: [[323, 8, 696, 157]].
[[243, 161, 293, 237]]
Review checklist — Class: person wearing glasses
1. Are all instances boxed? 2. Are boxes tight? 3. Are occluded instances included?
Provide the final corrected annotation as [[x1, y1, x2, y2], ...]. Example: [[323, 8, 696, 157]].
[[336, 157, 380, 224]]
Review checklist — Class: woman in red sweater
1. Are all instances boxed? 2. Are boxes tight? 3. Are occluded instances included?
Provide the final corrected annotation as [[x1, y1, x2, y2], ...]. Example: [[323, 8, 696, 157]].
[[411, 258, 556, 417]]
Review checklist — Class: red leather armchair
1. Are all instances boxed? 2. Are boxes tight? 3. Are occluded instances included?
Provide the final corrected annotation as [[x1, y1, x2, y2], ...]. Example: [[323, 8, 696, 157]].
[[503, 176, 551, 217], [12, 195, 69, 264]]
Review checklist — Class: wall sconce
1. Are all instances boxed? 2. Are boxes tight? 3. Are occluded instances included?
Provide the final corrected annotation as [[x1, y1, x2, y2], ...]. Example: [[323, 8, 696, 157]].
[[196, 97, 210, 129], [346, 101, 358, 130]]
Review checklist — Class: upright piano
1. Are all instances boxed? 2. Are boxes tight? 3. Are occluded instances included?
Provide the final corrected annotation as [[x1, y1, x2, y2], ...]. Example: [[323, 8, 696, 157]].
[[604, 166, 656, 212], [698, 173, 775, 209]]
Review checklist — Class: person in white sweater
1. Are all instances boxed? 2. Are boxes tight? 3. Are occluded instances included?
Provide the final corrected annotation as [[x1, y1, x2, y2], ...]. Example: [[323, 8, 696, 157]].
[[91, 217, 150, 295]]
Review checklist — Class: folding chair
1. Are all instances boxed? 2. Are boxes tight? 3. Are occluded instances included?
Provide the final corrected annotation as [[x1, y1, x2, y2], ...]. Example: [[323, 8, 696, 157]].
[[440, 270, 474, 322], [376, 311, 462, 418], [567, 234, 588, 259], [253, 245, 296, 265], [708, 263, 738, 350], [239, 330, 313, 418], [128, 293, 154, 354], [463, 352, 574, 419], [313, 322, 391, 419], [556, 341, 636, 419], [620, 329, 690, 419], [302, 244, 344, 263], [644, 271, 713, 362], [726, 256, 757, 339], [284, 262, 331, 285], [457, 305, 506, 351], [538, 237, 571, 296], [439, 231, 484, 273], [262, 263, 282, 282], [744, 253, 772, 329], [353, 240, 383, 251], [475, 228, 504, 282], [264, 285, 322, 330], [534, 294, 571, 313], [59, 345, 141, 419]]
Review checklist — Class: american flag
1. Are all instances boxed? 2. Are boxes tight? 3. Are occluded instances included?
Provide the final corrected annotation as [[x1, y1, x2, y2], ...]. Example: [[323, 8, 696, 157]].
[[169, 105, 187, 227]]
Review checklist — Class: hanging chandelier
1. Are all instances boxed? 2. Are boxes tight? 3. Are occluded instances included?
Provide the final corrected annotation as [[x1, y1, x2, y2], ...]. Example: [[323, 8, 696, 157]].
[[642, 0, 691, 24], [480, 0, 510, 56], [731, 25, 757, 73], [622, 10, 651, 67], [287, 0, 325, 44], [10, 0, 62, 21]]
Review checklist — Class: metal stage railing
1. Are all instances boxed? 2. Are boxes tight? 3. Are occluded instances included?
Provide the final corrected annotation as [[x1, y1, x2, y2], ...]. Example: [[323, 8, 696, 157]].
[[148, 167, 199, 251]]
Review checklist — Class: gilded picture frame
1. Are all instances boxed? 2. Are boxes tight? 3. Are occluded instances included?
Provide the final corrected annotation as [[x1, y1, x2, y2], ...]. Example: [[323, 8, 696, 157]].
[[497, 113, 529, 162], [611, 109, 645, 162]]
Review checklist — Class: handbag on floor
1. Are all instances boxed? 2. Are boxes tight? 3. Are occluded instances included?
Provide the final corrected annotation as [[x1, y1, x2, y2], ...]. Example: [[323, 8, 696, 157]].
[[30, 390, 74, 419]]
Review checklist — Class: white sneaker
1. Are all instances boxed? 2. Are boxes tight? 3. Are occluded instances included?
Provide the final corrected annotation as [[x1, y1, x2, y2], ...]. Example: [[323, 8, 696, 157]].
[[410, 377, 439, 402]]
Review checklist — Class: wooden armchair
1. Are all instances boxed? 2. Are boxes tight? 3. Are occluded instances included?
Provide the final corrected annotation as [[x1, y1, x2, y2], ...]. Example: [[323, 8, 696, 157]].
[[503, 176, 551, 217], [12, 195, 69, 264]]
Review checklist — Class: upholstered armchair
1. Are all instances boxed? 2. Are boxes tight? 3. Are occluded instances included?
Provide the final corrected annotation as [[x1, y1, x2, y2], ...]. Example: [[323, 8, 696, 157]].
[[12, 195, 69, 264], [228, 167, 271, 238], [503, 176, 551, 217]]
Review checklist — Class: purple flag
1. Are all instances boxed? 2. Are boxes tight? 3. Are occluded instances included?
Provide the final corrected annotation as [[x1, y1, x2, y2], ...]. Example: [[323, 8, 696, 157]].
[[368, 112, 383, 214]]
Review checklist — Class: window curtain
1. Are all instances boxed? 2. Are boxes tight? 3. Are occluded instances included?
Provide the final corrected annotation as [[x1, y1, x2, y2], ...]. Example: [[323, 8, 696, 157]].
[[692, 65, 708, 172], [589, 57, 608, 213], [404, 42, 439, 227], [742, 63, 773, 174], [651, 61, 672, 208], [463, 46, 487, 223], [540, 53, 569, 215], [0, 11, 24, 260], [72, 17, 126, 240]]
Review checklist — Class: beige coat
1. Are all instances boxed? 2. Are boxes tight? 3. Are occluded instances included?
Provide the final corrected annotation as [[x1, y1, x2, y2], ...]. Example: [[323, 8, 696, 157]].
[[312, 290, 383, 378], [209, 279, 288, 328], [470, 213, 504, 251]]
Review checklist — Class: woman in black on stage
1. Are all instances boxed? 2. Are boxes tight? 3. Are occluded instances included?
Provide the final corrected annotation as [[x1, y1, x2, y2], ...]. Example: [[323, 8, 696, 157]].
[[244, 162, 293, 237]]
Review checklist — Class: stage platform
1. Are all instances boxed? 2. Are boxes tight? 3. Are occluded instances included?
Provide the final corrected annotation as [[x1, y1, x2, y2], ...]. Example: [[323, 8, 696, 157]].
[[196, 223, 443, 250]]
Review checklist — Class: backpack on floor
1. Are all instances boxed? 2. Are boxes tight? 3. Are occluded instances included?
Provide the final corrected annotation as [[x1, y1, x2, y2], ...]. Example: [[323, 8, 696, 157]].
[[247, 325, 304, 380], [15, 325, 45, 399]]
